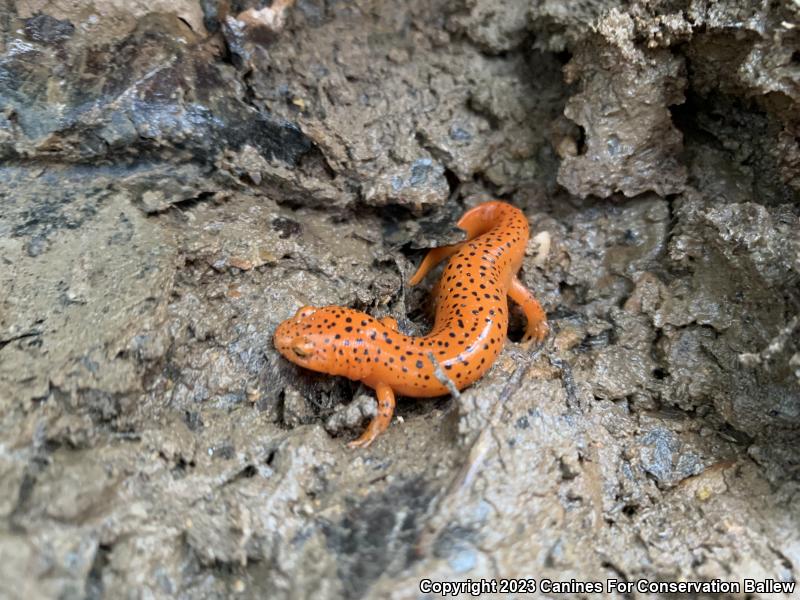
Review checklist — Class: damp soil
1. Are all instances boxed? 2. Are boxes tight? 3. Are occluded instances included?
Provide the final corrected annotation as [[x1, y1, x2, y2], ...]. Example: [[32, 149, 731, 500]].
[[1, 1, 799, 598]]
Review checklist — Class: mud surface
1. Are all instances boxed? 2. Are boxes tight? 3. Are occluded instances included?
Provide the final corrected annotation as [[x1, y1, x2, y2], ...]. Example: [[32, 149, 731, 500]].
[[1, 1, 799, 598]]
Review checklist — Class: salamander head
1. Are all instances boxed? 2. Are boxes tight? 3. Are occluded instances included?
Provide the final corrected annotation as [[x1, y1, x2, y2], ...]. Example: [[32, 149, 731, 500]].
[[274, 306, 370, 379]]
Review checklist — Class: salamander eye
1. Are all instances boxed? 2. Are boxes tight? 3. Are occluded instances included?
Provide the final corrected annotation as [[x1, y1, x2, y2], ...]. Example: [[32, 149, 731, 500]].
[[296, 306, 317, 319], [291, 338, 315, 358]]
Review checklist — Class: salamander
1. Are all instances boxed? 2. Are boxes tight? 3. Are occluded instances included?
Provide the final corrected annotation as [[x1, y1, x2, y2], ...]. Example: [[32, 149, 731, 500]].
[[273, 200, 548, 448]]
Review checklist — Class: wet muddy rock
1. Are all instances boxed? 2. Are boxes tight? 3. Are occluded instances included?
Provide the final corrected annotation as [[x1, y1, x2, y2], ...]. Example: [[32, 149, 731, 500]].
[[1, 0, 799, 598]]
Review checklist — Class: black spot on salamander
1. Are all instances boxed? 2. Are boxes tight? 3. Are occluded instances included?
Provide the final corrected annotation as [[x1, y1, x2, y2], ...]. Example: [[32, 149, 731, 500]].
[[415, 360, 423, 368], [345, 326, 353, 332]]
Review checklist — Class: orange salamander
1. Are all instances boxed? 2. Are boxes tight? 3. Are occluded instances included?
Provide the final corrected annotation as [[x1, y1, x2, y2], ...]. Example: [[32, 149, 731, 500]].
[[274, 200, 548, 448]]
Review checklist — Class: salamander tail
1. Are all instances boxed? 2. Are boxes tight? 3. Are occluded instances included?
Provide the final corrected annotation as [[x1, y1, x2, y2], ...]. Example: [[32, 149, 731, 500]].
[[456, 201, 503, 238]]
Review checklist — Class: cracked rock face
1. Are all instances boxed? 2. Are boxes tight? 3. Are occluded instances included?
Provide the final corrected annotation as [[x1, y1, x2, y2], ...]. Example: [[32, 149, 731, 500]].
[[558, 21, 688, 198], [1, 0, 799, 598], [2, 11, 310, 165]]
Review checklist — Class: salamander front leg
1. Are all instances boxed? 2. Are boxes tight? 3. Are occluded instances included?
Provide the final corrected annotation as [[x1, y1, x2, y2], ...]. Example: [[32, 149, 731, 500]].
[[508, 276, 549, 343], [348, 382, 396, 449]]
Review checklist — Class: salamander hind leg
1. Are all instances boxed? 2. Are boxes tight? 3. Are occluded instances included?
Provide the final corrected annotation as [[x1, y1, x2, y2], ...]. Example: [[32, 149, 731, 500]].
[[379, 316, 399, 331], [508, 276, 549, 343], [348, 382, 396, 449], [409, 244, 463, 286], [410, 203, 503, 286]]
